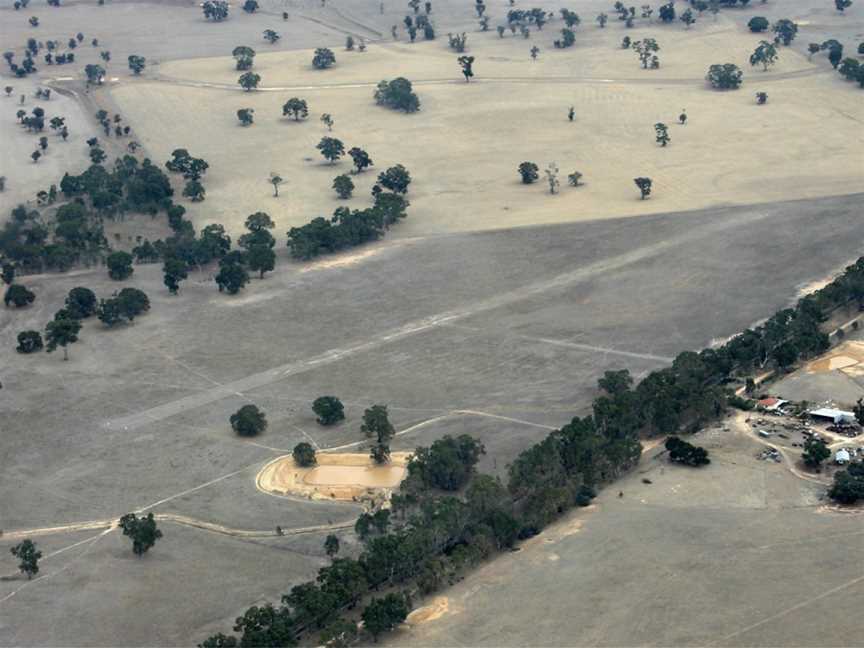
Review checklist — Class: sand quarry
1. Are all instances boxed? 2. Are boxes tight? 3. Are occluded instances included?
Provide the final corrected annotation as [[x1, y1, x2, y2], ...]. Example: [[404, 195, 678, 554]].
[[2, 0, 864, 645]]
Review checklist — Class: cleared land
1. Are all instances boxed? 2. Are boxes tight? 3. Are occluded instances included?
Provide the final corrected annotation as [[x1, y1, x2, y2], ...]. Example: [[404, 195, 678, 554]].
[[2, 0, 864, 645]]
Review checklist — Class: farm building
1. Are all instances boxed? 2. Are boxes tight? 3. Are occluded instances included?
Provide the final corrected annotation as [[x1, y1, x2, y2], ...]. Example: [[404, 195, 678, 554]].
[[809, 408, 856, 424]]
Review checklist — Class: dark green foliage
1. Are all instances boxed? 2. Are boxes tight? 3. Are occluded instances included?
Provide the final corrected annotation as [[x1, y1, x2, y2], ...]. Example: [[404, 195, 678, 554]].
[[312, 396, 345, 425], [748, 16, 769, 32], [106, 250, 133, 280], [247, 245, 275, 278], [4, 283, 35, 307], [405, 435, 485, 491], [773, 18, 797, 45], [598, 369, 633, 395], [65, 286, 96, 318], [10, 539, 41, 579], [802, 436, 830, 468], [230, 404, 267, 436], [312, 47, 336, 69], [237, 108, 254, 125], [232, 605, 296, 647], [16, 329, 43, 353], [163, 257, 188, 294], [361, 404, 394, 442], [376, 164, 411, 194], [286, 208, 385, 260], [319, 620, 356, 648], [203, 0, 229, 20], [706, 63, 743, 89], [518, 161, 539, 184], [658, 1, 675, 21], [333, 174, 354, 198], [348, 147, 373, 173], [242, 0, 258, 12], [317, 137, 345, 164], [127, 54, 145, 74], [361, 593, 409, 641], [370, 443, 391, 464], [292, 442, 317, 467], [324, 534, 340, 558], [119, 512, 162, 556], [97, 288, 150, 326], [374, 78, 420, 112], [215, 257, 250, 294], [665, 436, 710, 466], [554, 27, 575, 48], [282, 97, 308, 121], [45, 315, 80, 359], [634, 176, 652, 198], [2, 262, 14, 285], [238, 71, 261, 91], [829, 461, 864, 504]]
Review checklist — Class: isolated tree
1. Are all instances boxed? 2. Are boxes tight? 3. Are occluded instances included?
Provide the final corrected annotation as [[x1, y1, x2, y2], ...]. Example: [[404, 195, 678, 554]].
[[242, 0, 258, 12], [756, 91, 768, 104], [263, 29, 280, 45], [324, 534, 340, 559], [16, 330, 43, 353], [567, 171, 583, 186], [596, 12, 608, 27], [84, 63, 105, 85], [362, 594, 409, 641], [370, 442, 391, 465], [773, 19, 798, 46], [748, 16, 769, 32], [680, 8, 695, 28], [1, 263, 13, 286], [654, 122, 670, 146], [238, 71, 261, 91], [106, 251, 134, 280], [163, 257, 188, 294], [633, 38, 660, 69], [807, 42, 821, 60], [839, 57, 861, 80], [458, 55, 475, 81], [269, 173, 284, 197], [333, 174, 354, 199], [634, 177, 652, 199], [802, 436, 830, 469], [835, 0, 853, 10], [312, 396, 345, 425], [247, 245, 275, 278], [317, 137, 345, 164], [31, 150, 41, 164], [65, 287, 97, 318], [282, 97, 309, 121], [4, 284, 35, 307], [658, 1, 675, 22], [377, 164, 411, 193], [230, 404, 267, 436], [312, 47, 336, 69], [706, 63, 743, 89], [292, 441, 317, 467], [203, 0, 229, 21], [374, 78, 420, 112], [530, 45, 540, 60], [518, 161, 539, 184], [665, 436, 710, 466], [828, 45, 844, 69], [127, 55, 145, 75], [320, 113, 334, 131], [118, 513, 163, 556], [362, 404, 395, 442], [232, 45, 256, 70], [45, 316, 81, 360], [348, 147, 373, 173], [237, 108, 254, 126], [10, 539, 41, 579], [750, 40, 778, 71], [89, 146, 106, 164]]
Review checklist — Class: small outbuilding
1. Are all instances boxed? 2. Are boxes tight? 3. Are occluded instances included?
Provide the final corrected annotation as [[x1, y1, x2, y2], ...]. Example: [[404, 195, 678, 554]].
[[809, 408, 856, 425], [835, 448, 851, 465]]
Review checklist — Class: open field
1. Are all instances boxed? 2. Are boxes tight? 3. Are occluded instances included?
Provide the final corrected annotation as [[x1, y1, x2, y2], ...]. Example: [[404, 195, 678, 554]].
[[107, 20, 864, 238], [3, 195, 864, 645], [2, 0, 864, 645]]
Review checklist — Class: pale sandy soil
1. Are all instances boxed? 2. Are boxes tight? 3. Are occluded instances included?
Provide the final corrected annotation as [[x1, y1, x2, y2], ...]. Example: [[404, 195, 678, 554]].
[[806, 340, 864, 374], [108, 19, 864, 239], [256, 451, 409, 500]]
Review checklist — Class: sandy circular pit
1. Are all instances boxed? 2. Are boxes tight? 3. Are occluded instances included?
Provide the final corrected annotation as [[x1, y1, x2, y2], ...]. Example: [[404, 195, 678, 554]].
[[256, 452, 410, 501]]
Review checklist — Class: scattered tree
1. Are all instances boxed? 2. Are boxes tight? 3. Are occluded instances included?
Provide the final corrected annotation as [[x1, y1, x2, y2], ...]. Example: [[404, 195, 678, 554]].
[[4, 283, 35, 307], [748, 16, 769, 32], [269, 173, 284, 197], [312, 396, 345, 425], [756, 91, 768, 104], [106, 251, 134, 280], [203, 0, 229, 21], [634, 176, 652, 199], [238, 71, 261, 91], [544, 162, 559, 194], [361, 594, 409, 642], [118, 513, 163, 556], [654, 122, 670, 146], [374, 78, 420, 112], [633, 38, 660, 69], [230, 404, 267, 436], [127, 55, 146, 75], [773, 19, 798, 46], [45, 315, 81, 360], [567, 171, 583, 186], [16, 330, 43, 353], [518, 161, 539, 184], [263, 29, 280, 45], [706, 63, 743, 89], [348, 147, 373, 173], [665, 436, 710, 466], [457, 55, 474, 81], [377, 164, 411, 193], [802, 436, 830, 469], [10, 539, 41, 579], [317, 137, 345, 164], [312, 48, 336, 69], [282, 97, 308, 121], [324, 534, 340, 559], [333, 174, 354, 199], [65, 286, 97, 318], [163, 257, 188, 294], [750, 40, 778, 71], [320, 113, 334, 131], [293, 441, 317, 467], [237, 108, 254, 126]]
